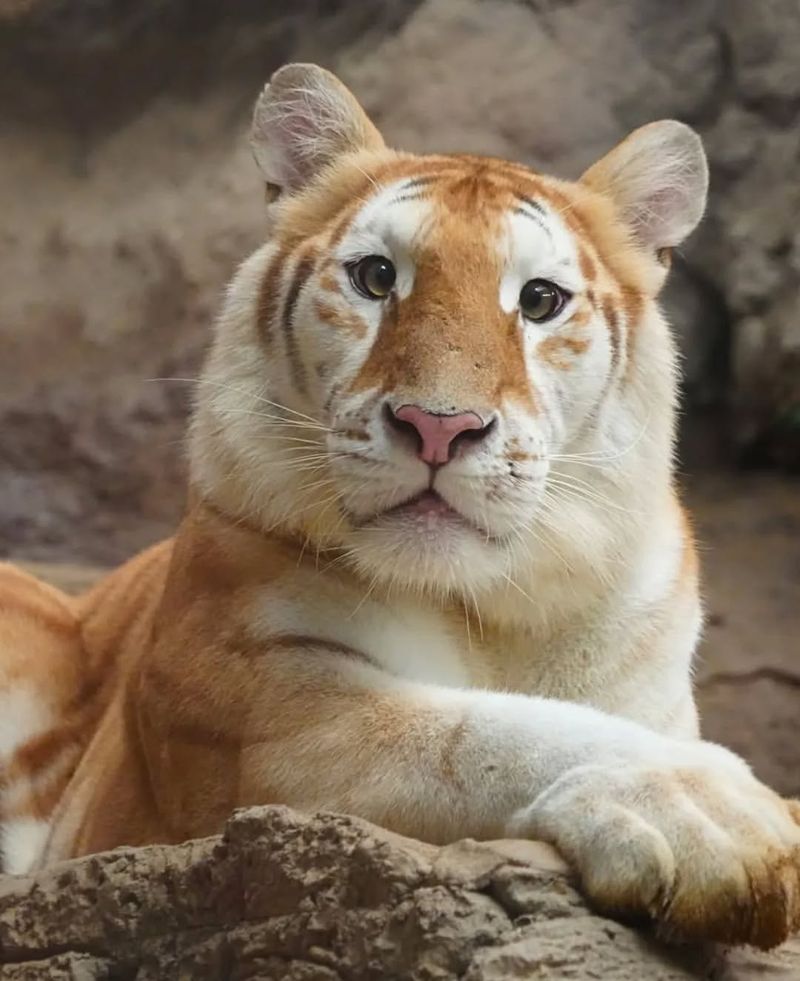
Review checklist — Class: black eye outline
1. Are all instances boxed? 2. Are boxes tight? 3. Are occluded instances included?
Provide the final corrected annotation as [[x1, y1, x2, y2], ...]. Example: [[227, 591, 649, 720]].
[[347, 255, 397, 300], [519, 278, 571, 323]]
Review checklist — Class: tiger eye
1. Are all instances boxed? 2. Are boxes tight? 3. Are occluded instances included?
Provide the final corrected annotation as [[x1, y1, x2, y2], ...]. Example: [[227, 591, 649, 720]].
[[349, 255, 396, 299], [519, 279, 568, 322]]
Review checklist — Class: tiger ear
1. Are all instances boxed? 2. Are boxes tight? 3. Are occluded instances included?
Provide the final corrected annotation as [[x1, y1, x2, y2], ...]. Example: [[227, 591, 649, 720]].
[[580, 121, 708, 251], [251, 63, 385, 195]]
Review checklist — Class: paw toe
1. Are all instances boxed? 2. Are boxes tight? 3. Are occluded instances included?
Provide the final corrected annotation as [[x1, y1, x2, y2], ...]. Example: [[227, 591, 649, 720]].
[[664, 847, 799, 950]]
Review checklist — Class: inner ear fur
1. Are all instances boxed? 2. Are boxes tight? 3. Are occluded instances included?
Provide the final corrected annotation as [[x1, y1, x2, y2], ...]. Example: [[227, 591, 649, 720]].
[[580, 120, 708, 252], [250, 63, 385, 196]]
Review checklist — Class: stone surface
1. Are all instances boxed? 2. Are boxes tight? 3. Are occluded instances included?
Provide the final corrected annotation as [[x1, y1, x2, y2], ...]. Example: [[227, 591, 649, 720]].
[[688, 472, 800, 800], [1, 806, 799, 979]]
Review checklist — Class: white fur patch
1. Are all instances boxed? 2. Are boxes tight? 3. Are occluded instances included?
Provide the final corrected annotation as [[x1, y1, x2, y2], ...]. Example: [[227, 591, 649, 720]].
[[1, 817, 51, 875], [335, 181, 432, 303], [500, 204, 582, 313], [0, 685, 52, 759], [250, 580, 471, 686]]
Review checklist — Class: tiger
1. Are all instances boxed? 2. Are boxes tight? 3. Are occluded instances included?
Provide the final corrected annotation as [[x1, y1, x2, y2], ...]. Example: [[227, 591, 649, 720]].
[[1, 62, 799, 950]]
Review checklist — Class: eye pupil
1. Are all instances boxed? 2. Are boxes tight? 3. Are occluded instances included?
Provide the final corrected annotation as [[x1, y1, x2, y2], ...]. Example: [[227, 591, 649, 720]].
[[350, 255, 396, 299], [519, 279, 566, 322]]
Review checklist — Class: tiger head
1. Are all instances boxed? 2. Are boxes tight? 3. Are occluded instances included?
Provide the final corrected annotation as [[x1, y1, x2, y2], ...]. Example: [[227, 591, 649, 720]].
[[191, 64, 707, 598]]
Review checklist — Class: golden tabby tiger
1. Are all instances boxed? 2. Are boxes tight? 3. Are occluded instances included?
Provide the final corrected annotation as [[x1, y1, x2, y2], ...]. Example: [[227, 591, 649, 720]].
[[2, 64, 799, 950]]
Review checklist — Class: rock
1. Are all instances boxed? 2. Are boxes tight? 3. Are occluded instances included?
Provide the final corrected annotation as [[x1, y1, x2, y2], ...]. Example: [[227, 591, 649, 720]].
[[725, 0, 800, 110], [688, 471, 800, 800], [1, 805, 798, 979], [0, 0, 420, 566]]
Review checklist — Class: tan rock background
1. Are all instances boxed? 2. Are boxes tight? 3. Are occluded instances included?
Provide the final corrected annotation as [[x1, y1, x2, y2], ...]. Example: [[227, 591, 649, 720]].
[[1, 1, 799, 973]]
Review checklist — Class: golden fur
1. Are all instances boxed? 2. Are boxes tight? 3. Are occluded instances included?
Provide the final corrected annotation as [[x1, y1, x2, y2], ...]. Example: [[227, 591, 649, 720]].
[[2, 64, 799, 950]]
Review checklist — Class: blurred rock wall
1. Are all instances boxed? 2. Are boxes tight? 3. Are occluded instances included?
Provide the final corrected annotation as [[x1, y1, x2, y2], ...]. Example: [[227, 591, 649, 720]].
[[1, 0, 799, 563]]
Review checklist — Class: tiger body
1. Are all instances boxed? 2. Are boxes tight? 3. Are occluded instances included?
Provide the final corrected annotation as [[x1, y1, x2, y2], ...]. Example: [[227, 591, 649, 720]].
[[2, 64, 799, 949]]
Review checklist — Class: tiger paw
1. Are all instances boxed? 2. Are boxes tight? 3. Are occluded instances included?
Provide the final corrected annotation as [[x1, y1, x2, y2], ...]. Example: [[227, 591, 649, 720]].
[[509, 748, 800, 949]]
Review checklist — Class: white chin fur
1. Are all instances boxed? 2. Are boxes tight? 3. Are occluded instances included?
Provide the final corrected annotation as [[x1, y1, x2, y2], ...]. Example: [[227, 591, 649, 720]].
[[344, 514, 508, 595]]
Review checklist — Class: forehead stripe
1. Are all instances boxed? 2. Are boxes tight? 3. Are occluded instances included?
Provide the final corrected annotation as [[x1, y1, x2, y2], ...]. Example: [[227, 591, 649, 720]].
[[516, 195, 548, 216], [389, 191, 430, 205], [401, 175, 443, 190], [387, 172, 453, 206]]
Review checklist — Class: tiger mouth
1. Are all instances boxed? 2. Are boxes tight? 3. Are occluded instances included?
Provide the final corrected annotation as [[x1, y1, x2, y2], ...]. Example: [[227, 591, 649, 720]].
[[386, 489, 460, 520], [370, 489, 497, 540], [350, 489, 467, 528]]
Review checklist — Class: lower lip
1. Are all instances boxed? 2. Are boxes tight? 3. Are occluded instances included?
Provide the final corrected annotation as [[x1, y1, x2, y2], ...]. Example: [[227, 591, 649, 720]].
[[385, 490, 466, 525]]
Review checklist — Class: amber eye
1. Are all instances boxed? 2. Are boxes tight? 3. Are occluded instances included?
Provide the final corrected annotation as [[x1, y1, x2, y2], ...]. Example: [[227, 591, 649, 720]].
[[348, 255, 396, 299], [519, 279, 569, 322]]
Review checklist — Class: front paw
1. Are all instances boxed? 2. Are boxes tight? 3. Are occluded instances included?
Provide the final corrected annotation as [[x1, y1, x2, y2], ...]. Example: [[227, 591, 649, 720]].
[[510, 746, 800, 949]]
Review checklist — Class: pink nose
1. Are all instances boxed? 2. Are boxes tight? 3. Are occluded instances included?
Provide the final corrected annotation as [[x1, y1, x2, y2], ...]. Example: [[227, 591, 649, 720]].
[[391, 404, 488, 465]]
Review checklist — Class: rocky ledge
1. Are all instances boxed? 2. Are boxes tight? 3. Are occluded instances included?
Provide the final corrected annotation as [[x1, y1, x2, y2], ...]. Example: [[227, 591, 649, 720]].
[[1, 806, 799, 980]]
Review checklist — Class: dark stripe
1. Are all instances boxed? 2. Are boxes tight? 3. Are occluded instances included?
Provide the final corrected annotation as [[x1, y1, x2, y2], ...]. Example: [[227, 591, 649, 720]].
[[258, 246, 290, 344], [329, 206, 356, 246], [385, 174, 448, 207], [390, 192, 430, 205], [282, 249, 318, 394], [261, 633, 378, 667], [601, 295, 622, 376], [388, 173, 459, 205], [401, 174, 444, 190], [323, 382, 341, 415], [11, 722, 84, 774], [513, 206, 548, 223], [516, 195, 547, 216]]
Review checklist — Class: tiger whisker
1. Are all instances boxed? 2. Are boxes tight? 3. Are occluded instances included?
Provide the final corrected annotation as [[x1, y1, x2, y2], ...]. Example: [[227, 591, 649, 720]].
[[151, 377, 332, 430]]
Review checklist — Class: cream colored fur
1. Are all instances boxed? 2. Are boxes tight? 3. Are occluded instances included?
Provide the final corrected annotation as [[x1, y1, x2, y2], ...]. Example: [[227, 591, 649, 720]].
[[4, 65, 799, 950]]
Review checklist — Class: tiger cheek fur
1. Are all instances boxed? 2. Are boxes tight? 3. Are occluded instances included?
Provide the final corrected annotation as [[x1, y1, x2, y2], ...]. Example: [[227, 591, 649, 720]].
[[194, 144, 658, 595], [3, 64, 800, 953]]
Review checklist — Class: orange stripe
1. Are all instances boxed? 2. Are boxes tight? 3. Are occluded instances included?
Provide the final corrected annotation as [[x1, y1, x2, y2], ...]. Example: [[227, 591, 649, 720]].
[[314, 299, 368, 338]]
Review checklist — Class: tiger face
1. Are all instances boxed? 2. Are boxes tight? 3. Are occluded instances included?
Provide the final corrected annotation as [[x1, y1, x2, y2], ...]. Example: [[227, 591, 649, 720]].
[[192, 65, 707, 596]]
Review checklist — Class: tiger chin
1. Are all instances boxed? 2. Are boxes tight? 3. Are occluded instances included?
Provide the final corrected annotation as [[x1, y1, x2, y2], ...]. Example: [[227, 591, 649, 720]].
[[2, 63, 799, 951]]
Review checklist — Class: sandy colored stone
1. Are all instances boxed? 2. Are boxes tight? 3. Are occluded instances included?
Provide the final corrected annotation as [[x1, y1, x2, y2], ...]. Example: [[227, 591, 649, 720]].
[[1, 806, 798, 979]]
